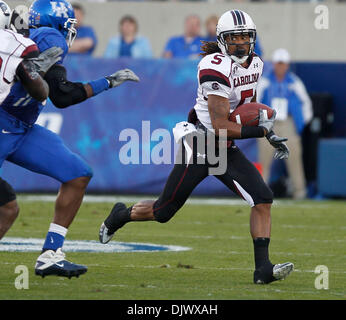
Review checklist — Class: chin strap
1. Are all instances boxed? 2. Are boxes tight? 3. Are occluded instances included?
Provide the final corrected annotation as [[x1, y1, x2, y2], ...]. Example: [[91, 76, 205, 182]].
[[231, 55, 249, 64]]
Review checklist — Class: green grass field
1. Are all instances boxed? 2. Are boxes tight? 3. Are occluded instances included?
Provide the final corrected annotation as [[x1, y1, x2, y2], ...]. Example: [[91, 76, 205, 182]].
[[0, 196, 345, 300]]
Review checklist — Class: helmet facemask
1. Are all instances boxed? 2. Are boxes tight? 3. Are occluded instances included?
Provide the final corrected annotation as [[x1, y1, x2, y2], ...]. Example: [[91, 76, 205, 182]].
[[218, 29, 256, 64], [64, 17, 77, 47]]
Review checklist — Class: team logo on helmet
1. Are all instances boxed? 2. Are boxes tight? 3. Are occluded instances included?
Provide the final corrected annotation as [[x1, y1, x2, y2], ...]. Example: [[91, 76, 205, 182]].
[[51, 1, 69, 18]]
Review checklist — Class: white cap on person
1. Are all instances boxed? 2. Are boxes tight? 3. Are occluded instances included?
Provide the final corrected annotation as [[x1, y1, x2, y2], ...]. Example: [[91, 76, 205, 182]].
[[272, 48, 290, 63]]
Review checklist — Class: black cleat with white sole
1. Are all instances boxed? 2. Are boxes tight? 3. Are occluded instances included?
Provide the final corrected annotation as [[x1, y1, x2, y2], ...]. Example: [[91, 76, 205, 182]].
[[254, 262, 294, 284], [99, 202, 129, 244]]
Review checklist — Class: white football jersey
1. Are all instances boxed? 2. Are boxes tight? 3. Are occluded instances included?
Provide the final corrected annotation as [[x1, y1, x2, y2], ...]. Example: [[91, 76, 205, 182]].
[[0, 29, 38, 104], [194, 52, 264, 130]]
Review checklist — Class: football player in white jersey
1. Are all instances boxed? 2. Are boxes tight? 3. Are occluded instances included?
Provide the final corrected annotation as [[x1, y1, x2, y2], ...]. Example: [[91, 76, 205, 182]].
[[0, 1, 61, 239], [99, 10, 293, 284]]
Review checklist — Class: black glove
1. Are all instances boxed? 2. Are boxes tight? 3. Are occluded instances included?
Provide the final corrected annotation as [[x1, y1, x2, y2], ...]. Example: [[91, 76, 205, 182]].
[[266, 131, 289, 159]]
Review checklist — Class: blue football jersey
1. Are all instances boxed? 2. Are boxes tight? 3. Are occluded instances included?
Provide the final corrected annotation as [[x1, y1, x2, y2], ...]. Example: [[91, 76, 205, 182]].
[[0, 27, 68, 125]]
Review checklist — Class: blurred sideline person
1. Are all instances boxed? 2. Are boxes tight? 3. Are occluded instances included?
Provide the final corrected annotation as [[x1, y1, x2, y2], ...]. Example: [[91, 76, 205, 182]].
[[254, 36, 263, 58], [104, 15, 152, 58], [257, 48, 313, 199], [163, 14, 204, 59], [0, 0, 139, 279], [68, 3, 97, 55], [0, 2, 61, 239], [204, 15, 218, 42], [100, 10, 294, 285]]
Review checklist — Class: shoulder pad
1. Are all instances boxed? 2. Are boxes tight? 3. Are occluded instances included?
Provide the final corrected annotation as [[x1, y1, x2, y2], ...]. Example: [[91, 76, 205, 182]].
[[199, 53, 232, 78], [30, 27, 68, 63]]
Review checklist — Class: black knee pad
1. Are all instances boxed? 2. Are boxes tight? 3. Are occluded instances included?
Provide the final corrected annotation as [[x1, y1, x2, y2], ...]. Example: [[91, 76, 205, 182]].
[[0, 178, 16, 206], [153, 201, 179, 223]]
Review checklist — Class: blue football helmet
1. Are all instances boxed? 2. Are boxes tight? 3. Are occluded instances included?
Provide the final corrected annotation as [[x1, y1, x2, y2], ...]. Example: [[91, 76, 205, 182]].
[[28, 0, 77, 47]]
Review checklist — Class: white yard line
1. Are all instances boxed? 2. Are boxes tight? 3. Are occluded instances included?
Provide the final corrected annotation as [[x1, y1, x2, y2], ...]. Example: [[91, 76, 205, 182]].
[[17, 194, 335, 208], [0, 237, 190, 253]]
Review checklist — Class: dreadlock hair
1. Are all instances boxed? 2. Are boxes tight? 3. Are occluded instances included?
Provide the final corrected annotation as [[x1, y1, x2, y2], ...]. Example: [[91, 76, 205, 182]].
[[200, 41, 221, 57]]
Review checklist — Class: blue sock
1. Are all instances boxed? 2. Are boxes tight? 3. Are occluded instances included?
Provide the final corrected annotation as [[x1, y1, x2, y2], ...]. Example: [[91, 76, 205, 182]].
[[42, 223, 67, 252]]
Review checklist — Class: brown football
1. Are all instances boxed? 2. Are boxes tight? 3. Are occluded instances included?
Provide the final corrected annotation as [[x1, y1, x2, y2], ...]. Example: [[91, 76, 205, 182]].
[[228, 102, 274, 126]]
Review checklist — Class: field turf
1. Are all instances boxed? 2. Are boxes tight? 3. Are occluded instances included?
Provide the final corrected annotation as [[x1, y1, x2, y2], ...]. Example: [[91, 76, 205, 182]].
[[0, 196, 345, 300]]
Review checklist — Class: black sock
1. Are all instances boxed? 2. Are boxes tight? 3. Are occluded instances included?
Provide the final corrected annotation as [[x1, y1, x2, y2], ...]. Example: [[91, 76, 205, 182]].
[[105, 205, 132, 233], [253, 237, 272, 270], [126, 206, 133, 221]]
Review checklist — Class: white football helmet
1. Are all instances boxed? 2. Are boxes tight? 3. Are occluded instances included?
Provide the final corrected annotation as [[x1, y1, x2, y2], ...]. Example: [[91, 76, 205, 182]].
[[0, 1, 11, 29], [216, 10, 256, 64]]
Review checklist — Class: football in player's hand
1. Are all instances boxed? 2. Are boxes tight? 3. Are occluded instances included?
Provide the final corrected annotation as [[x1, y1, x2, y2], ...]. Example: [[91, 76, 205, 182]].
[[228, 102, 274, 126]]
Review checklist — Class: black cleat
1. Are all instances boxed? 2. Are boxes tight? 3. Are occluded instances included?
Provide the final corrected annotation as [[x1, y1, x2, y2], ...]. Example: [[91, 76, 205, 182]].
[[99, 202, 128, 244], [254, 262, 294, 284]]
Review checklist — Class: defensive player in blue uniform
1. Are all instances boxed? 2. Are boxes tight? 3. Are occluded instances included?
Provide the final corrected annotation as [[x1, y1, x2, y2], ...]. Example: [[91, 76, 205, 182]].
[[0, 1, 62, 242], [0, 0, 139, 278]]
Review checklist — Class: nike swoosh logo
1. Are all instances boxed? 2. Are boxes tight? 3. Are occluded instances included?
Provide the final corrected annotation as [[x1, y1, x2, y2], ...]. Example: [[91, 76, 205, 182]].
[[2, 129, 12, 134], [55, 263, 64, 267]]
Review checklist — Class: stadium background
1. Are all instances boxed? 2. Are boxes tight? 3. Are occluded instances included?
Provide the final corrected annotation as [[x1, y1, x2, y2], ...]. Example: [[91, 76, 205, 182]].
[[2, 0, 346, 198]]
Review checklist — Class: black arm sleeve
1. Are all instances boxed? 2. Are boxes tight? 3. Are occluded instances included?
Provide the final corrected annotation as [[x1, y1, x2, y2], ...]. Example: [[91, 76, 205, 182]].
[[240, 126, 266, 139], [44, 65, 88, 109]]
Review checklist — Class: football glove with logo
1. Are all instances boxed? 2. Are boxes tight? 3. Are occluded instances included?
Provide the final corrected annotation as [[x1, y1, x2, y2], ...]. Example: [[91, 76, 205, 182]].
[[258, 108, 276, 134], [266, 131, 289, 160], [106, 69, 140, 88]]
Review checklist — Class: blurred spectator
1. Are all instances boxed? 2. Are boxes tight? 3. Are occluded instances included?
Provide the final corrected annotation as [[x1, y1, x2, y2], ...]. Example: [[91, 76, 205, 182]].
[[204, 15, 218, 42], [163, 15, 204, 59], [104, 15, 152, 58], [257, 48, 313, 199], [69, 3, 97, 56], [254, 36, 263, 58]]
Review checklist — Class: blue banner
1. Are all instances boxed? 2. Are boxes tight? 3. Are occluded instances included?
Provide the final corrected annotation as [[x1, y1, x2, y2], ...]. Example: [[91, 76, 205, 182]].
[[2, 57, 344, 195]]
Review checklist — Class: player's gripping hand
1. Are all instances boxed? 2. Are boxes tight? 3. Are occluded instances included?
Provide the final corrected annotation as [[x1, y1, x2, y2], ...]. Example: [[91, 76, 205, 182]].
[[258, 108, 276, 134], [106, 69, 140, 88], [31, 47, 63, 74], [266, 131, 290, 159]]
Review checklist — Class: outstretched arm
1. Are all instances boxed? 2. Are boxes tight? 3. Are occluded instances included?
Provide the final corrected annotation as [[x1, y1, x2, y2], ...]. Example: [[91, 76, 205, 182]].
[[44, 66, 139, 109], [44, 65, 90, 108]]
